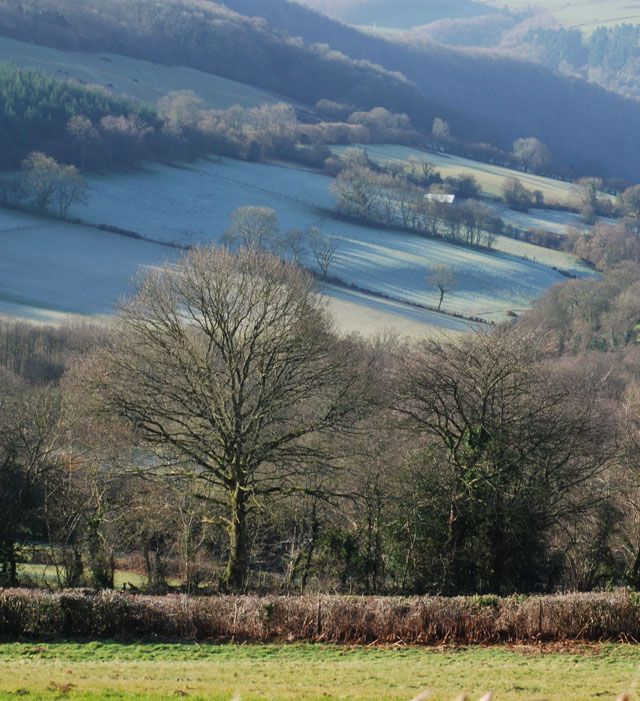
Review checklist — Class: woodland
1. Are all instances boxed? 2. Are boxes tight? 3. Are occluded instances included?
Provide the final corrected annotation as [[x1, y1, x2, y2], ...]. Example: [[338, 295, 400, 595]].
[[4, 0, 640, 607]]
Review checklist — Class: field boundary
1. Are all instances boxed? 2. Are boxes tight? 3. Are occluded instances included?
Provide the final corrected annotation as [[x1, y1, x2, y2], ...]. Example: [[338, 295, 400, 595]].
[[2, 590, 640, 644]]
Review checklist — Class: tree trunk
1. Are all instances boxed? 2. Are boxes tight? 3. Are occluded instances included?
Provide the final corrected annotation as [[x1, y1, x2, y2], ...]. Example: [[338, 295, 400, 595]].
[[222, 485, 249, 592], [0, 522, 18, 587]]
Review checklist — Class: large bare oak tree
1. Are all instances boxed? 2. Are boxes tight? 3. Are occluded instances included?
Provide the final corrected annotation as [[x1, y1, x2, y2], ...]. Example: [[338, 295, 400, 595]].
[[80, 247, 372, 591]]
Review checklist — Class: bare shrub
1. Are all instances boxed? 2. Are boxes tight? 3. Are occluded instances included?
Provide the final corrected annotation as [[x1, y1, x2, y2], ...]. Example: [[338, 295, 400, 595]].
[[3, 590, 640, 644]]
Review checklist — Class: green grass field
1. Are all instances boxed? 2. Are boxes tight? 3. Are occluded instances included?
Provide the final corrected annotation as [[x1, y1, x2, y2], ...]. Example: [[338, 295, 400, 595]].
[[16, 563, 181, 590], [1, 641, 640, 699]]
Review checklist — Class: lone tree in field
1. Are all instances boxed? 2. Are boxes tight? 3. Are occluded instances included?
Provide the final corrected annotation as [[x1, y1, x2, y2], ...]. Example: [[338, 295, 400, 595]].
[[426, 264, 458, 312], [79, 247, 371, 591], [310, 227, 340, 279], [222, 205, 280, 252]]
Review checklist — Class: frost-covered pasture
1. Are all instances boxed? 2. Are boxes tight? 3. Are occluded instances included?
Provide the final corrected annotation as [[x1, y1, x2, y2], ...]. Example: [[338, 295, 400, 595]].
[[70, 158, 572, 321], [0, 36, 278, 109], [0, 209, 179, 322], [486, 201, 587, 235], [332, 144, 578, 204], [0, 208, 464, 337]]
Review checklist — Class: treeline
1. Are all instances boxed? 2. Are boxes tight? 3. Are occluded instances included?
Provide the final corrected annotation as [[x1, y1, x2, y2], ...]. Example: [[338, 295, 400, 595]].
[[331, 157, 501, 249], [3, 245, 640, 597], [0, 62, 275, 171], [0, 62, 422, 179], [0, 63, 157, 170]]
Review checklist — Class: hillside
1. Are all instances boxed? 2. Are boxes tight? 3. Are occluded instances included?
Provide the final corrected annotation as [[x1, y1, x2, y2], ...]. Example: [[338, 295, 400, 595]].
[[3, 0, 640, 181], [294, 0, 496, 26], [0, 36, 279, 110], [220, 0, 640, 182]]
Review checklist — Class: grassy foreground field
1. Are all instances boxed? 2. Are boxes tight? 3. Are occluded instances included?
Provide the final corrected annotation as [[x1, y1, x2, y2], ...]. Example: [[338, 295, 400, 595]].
[[1, 641, 640, 700]]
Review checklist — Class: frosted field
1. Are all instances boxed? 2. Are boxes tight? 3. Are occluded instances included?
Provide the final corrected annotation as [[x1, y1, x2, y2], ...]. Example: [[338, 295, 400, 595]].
[[332, 144, 578, 204], [69, 158, 573, 321], [0, 209, 178, 322], [0, 208, 464, 337], [486, 201, 588, 236], [0, 36, 279, 109]]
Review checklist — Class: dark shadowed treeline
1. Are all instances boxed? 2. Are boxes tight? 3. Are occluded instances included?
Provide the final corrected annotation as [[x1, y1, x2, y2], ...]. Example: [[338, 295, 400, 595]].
[[216, 0, 640, 182]]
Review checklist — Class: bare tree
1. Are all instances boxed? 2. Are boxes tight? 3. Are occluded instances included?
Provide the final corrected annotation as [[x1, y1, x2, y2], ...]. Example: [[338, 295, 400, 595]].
[[21, 152, 60, 213], [513, 137, 553, 172], [222, 205, 280, 252], [67, 115, 101, 172], [280, 227, 307, 266], [0, 373, 64, 586], [77, 247, 372, 591], [55, 165, 88, 218], [390, 328, 619, 593], [310, 227, 341, 279], [426, 264, 458, 312]]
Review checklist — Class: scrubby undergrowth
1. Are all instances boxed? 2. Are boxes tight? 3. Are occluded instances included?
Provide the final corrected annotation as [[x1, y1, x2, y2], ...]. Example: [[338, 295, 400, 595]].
[[2, 589, 639, 645]]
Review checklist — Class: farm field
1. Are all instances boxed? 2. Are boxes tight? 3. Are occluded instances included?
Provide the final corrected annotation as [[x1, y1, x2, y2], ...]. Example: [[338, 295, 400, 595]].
[[0, 207, 465, 336], [483, 0, 640, 33], [0, 209, 179, 322], [345, 0, 640, 34], [1, 641, 639, 700], [0, 36, 280, 109], [332, 144, 579, 205], [68, 158, 576, 321], [486, 201, 604, 236]]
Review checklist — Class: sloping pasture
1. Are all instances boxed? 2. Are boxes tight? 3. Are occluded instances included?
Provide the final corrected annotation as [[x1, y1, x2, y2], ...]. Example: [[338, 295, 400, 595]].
[[332, 143, 579, 204], [69, 158, 573, 321], [0, 207, 466, 336], [483, 0, 640, 34], [0, 35, 279, 109], [0, 209, 179, 322]]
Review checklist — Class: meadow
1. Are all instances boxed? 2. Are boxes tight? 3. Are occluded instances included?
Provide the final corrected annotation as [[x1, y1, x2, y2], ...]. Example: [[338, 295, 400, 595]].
[[331, 144, 580, 206], [68, 158, 580, 322], [483, 0, 640, 33], [354, 0, 640, 35], [0, 641, 639, 700], [0, 36, 279, 110]]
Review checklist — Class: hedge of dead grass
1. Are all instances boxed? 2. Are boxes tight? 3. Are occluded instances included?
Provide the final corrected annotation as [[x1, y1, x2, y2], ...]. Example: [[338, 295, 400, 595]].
[[1, 589, 640, 644]]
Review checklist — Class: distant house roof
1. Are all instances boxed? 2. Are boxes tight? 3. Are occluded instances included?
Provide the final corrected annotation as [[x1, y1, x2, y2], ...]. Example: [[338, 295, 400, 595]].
[[425, 193, 455, 204]]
